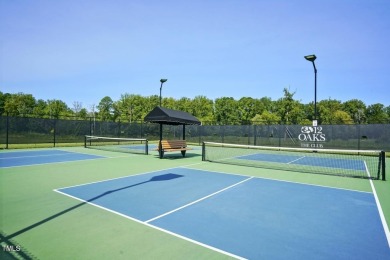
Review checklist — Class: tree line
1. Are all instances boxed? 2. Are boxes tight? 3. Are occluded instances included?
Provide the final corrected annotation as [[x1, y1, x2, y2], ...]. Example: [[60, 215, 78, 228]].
[[1, 89, 389, 125]]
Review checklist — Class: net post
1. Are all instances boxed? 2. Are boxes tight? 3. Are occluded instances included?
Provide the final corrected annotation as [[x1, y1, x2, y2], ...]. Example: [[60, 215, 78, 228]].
[[381, 151, 386, 181], [202, 142, 205, 161], [84, 135, 87, 148], [145, 140, 149, 155]]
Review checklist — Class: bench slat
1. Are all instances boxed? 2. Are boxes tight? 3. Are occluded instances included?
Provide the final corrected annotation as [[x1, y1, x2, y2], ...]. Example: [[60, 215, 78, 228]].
[[155, 140, 191, 152]]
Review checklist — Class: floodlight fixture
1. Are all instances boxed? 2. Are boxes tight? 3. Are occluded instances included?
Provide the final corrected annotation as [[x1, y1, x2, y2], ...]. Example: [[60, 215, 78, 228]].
[[304, 54, 317, 62]]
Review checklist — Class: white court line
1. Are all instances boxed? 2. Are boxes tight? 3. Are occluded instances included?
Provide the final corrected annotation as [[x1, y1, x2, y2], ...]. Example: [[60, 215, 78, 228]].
[[0, 155, 130, 169], [145, 176, 254, 223], [364, 161, 390, 247], [0, 152, 72, 160], [287, 156, 306, 164]]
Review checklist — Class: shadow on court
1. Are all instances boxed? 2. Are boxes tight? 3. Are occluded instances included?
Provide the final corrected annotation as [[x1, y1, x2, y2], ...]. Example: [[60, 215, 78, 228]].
[[2, 173, 183, 241], [153, 153, 201, 160]]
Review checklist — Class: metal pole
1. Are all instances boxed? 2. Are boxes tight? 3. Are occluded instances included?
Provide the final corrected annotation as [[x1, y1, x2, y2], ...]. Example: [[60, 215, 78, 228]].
[[160, 82, 163, 106], [159, 123, 163, 159], [159, 79, 167, 107], [313, 62, 317, 120], [304, 55, 317, 121]]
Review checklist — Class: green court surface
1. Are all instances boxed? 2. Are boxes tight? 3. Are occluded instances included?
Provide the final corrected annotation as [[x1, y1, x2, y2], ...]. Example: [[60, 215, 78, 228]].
[[1, 147, 389, 259]]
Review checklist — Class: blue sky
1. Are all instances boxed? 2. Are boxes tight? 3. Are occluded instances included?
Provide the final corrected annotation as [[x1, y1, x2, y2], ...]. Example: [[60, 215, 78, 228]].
[[1, 0, 389, 110]]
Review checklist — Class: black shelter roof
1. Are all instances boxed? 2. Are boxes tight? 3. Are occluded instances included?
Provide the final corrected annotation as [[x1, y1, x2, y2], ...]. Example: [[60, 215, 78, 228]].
[[144, 106, 201, 125]]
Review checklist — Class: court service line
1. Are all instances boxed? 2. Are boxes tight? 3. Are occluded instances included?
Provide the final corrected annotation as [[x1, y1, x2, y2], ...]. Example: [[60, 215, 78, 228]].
[[144, 176, 254, 223], [364, 161, 390, 247], [287, 156, 306, 164]]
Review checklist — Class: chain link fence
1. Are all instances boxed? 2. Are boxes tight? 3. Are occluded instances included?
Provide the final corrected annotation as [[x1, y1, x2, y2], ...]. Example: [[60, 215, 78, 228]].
[[1, 115, 389, 151]]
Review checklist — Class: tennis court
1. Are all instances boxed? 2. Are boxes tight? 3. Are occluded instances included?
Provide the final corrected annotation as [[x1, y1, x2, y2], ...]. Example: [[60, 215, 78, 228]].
[[0, 150, 105, 168], [1, 144, 390, 259]]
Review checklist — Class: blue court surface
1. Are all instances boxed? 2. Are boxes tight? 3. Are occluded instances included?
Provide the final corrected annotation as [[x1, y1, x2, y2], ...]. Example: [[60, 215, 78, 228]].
[[0, 150, 105, 168], [56, 168, 390, 259], [238, 153, 366, 171]]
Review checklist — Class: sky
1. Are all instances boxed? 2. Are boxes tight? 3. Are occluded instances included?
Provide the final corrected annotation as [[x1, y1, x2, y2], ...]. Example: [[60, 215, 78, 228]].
[[1, 0, 389, 110]]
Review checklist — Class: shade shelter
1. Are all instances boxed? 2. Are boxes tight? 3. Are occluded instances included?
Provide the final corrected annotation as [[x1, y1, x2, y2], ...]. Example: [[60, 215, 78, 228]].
[[144, 106, 201, 158]]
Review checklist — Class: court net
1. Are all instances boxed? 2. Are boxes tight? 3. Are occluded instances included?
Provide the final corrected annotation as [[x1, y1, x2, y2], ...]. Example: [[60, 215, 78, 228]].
[[85, 135, 148, 155], [202, 142, 386, 180]]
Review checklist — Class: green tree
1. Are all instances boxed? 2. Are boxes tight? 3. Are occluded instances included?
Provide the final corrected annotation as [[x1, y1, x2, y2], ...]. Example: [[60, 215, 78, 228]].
[[259, 97, 274, 113], [275, 88, 305, 124], [78, 108, 88, 119], [33, 99, 47, 117], [114, 94, 147, 122], [143, 95, 160, 119], [385, 105, 390, 119], [98, 96, 114, 121], [46, 99, 70, 119], [4, 93, 36, 116], [161, 97, 176, 109], [214, 97, 239, 125], [342, 99, 367, 123], [238, 97, 257, 124], [251, 111, 281, 125], [366, 103, 388, 123], [176, 97, 192, 113], [191, 96, 214, 123], [0, 92, 12, 115], [333, 110, 353, 124], [318, 99, 343, 124]]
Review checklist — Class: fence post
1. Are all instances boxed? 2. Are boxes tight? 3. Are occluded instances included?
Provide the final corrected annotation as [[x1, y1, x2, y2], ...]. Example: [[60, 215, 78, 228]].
[[6, 113, 9, 149], [118, 119, 121, 138], [357, 122, 361, 151], [198, 125, 202, 145], [253, 124, 257, 146], [247, 125, 250, 145], [278, 123, 282, 147], [221, 125, 225, 143], [140, 120, 144, 138], [89, 117, 92, 136], [53, 119, 57, 147]]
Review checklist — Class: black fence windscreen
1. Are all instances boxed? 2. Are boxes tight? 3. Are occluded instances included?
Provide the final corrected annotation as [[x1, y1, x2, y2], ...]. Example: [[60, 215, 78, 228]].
[[1, 115, 389, 152]]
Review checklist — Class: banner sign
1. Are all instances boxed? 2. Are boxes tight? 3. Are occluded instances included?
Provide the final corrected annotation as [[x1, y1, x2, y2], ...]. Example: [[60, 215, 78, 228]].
[[299, 126, 325, 148]]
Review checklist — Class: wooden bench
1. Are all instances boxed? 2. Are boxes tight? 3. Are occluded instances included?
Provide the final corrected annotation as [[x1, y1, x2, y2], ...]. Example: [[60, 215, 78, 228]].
[[155, 140, 192, 158]]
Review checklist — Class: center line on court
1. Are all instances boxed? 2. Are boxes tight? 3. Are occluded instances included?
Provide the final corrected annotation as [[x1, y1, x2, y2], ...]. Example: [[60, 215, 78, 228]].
[[287, 156, 306, 164], [144, 176, 254, 223]]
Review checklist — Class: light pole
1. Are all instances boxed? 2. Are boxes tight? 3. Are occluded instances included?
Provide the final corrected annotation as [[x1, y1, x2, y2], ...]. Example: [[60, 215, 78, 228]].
[[304, 54, 317, 122], [160, 79, 167, 106]]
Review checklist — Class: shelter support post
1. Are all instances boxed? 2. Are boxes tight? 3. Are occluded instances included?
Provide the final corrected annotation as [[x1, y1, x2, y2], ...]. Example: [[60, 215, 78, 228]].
[[159, 123, 163, 159]]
